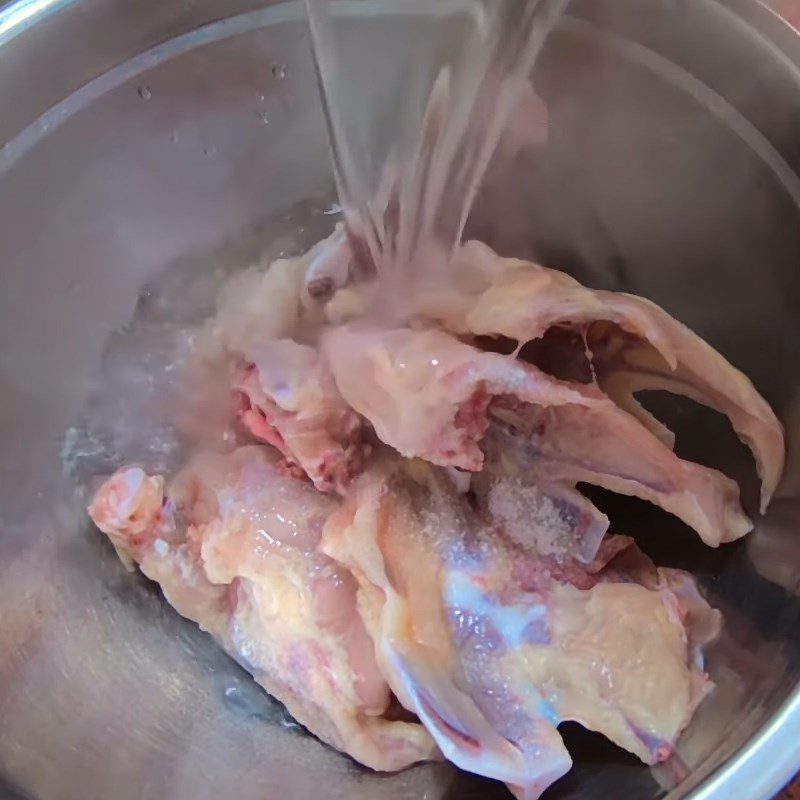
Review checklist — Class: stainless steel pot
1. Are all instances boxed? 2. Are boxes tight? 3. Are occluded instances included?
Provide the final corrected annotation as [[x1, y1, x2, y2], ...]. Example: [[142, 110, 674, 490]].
[[0, 1, 798, 799]]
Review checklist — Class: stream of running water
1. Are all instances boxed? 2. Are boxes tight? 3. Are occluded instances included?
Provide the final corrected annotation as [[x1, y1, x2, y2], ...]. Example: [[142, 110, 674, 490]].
[[303, 0, 568, 279]]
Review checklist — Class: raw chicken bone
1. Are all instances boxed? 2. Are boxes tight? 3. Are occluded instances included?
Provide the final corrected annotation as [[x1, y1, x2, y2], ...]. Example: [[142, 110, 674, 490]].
[[234, 339, 369, 494], [324, 325, 752, 549], [322, 460, 573, 799], [456, 241, 784, 512]]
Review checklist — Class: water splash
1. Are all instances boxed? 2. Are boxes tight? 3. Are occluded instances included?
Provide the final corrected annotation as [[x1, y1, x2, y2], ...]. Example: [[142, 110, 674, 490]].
[[303, 0, 567, 279]]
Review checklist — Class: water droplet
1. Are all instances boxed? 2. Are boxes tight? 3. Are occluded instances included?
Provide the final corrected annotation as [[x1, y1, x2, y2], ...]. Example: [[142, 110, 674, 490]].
[[280, 715, 301, 731], [258, 93, 266, 103], [203, 145, 218, 157], [258, 111, 269, 126], [169, 130, 179, 144], [271, 64, 287, 79], [137, 86, 152, 100]]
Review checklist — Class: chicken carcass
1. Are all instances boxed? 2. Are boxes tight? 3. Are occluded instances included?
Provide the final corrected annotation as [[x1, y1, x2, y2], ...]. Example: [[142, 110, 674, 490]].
[[88, 446, 436, 771], [85, 224, 785, 795], [323, 460, 718, 799], [324, 325, 751, 547], [454, 241, 784, 511]]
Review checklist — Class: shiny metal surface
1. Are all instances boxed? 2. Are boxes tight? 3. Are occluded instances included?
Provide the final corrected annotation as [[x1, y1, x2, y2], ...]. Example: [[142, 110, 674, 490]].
[[0, 1, 798, 799]]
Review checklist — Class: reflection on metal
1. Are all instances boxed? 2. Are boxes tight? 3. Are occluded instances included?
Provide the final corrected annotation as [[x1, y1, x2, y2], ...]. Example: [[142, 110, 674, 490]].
[[761, 0, 800, 30], [0, 4, 301, 171], [0, 0, 74, 43]]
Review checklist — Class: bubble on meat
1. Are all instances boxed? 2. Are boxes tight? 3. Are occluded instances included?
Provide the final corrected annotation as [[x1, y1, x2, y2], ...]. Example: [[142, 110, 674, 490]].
[[486, 476, 608, 562]]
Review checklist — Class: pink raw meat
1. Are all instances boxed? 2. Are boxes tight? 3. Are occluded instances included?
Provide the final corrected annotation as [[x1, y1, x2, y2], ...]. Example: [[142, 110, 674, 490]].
[[234, 339, 368, 494]]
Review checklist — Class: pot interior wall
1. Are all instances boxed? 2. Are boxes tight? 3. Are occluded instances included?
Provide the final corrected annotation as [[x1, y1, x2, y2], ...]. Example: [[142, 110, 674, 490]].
[[0, 2, 798, 799]]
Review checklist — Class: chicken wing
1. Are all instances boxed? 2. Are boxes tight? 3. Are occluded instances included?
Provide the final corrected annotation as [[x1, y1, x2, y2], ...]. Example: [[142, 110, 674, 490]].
[[89, 446, 436, 771]]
